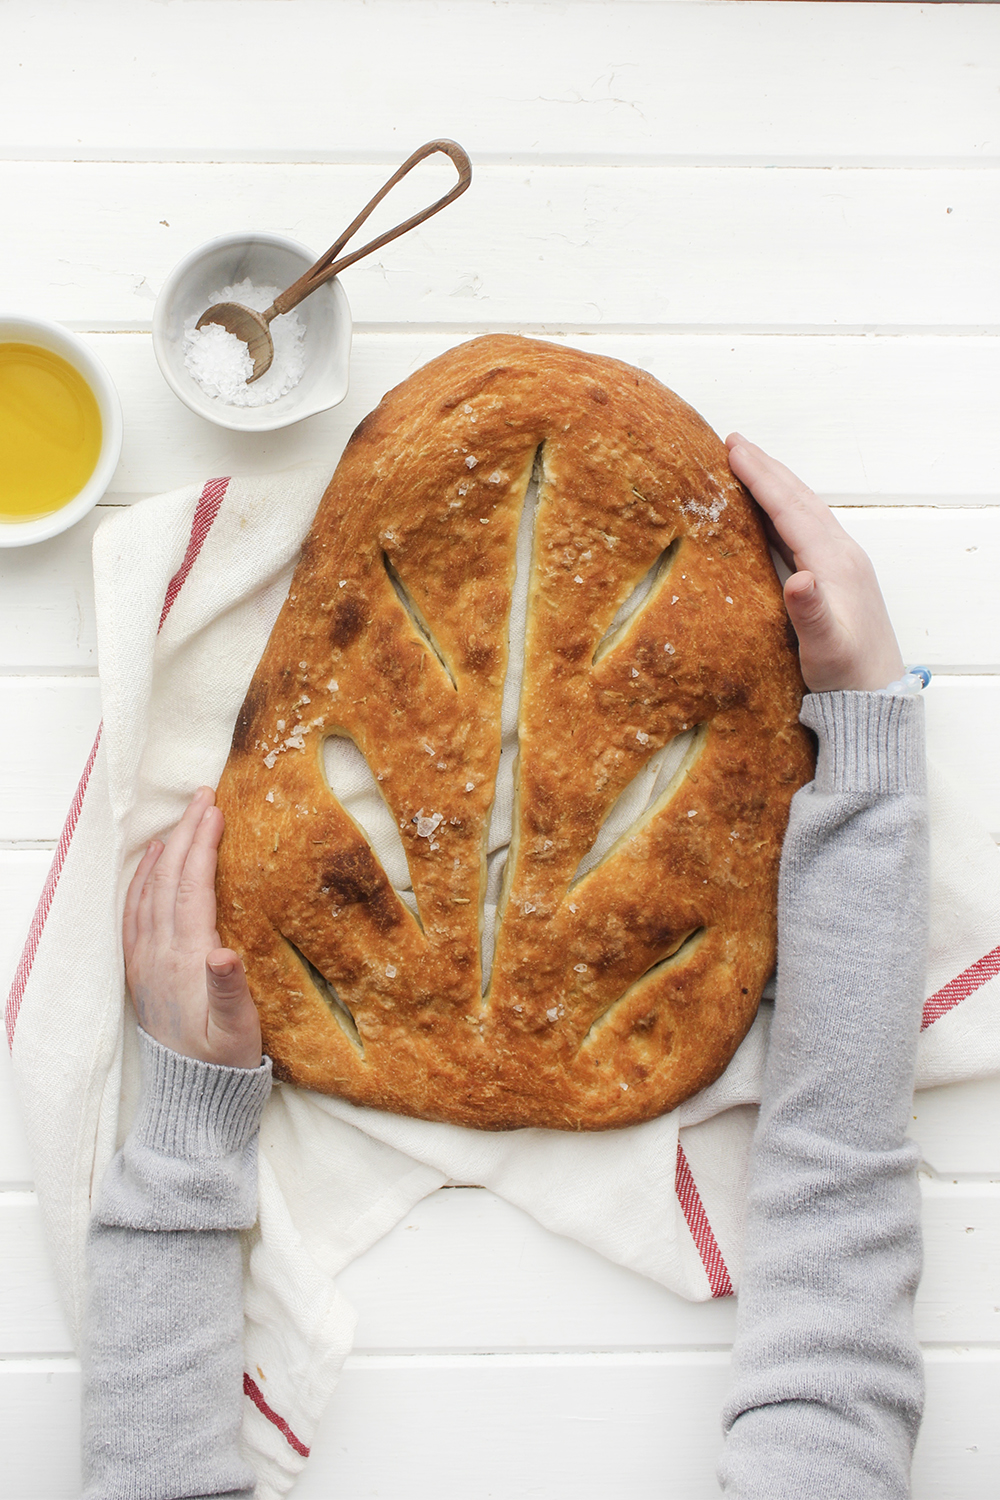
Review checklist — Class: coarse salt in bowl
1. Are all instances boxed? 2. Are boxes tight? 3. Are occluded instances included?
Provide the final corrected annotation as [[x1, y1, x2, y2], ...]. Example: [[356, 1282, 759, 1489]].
[[152, 233, 352, 433]]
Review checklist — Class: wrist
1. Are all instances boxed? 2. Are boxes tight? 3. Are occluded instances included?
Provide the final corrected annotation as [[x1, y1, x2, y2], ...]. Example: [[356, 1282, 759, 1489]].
[[134, 1028, 271, 1159], [800, 690, 926, 796]]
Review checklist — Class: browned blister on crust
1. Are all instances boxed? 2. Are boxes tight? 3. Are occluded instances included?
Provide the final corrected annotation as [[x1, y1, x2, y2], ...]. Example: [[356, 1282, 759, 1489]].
[[215, 335, 814, 1130]]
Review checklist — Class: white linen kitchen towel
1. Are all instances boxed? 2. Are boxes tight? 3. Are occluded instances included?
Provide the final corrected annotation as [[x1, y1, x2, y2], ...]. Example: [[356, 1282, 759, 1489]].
[[8, 469, 1000, 1496]]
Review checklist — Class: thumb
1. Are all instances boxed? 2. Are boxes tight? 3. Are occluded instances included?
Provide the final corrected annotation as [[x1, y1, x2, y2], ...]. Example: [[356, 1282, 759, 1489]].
[[783, 571, 854, 693], [783, 570, 833, 638], [206, 949, 262, 1068], [206, 948, 254, 1017]]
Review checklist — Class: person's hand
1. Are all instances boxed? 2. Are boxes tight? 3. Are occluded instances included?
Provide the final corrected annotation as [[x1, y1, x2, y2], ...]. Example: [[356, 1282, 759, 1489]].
[[123, 786, 262, 1069], [726, 435, 905, 693]]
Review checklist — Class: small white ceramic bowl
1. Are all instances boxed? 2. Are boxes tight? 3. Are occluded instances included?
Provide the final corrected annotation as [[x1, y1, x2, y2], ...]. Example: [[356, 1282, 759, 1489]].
[[0, 315, 123, 548], [152, 232, 352, 433]]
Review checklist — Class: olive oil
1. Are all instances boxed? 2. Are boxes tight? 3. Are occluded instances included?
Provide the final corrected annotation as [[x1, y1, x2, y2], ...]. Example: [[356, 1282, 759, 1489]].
[[0, 343, 103, 523]]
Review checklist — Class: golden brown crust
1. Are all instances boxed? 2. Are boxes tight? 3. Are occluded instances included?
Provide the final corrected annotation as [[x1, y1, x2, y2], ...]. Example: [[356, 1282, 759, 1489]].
[[215, 336, 814, 1130]]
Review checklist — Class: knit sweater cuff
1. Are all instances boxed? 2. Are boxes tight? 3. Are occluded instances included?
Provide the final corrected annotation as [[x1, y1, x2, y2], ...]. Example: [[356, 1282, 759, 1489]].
[[800, 691, 926, 797], [134, 1028, 272, 1162]]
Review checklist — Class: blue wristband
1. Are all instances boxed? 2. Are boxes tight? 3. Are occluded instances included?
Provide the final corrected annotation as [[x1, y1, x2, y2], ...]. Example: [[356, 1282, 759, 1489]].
[[877, 666, 931, 697]]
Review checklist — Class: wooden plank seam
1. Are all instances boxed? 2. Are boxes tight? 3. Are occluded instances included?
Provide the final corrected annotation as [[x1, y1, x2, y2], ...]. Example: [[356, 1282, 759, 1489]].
[[4, 476, 230, 1048], [675, 1143, 733, 1299]]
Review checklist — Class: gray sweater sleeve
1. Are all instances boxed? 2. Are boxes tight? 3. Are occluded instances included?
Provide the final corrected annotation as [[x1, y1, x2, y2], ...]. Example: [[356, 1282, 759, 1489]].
[[81, 1029, 272, 1500], [718, 691, 928, 1498]]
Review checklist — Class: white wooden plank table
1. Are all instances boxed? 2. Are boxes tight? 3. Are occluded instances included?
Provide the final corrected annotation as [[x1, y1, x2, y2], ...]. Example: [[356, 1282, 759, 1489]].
[[2, 3, 998, 1496]]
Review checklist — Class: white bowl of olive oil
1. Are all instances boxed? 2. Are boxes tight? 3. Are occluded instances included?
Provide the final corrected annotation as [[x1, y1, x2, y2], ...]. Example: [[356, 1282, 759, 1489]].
[[0, 316, 123, 547]]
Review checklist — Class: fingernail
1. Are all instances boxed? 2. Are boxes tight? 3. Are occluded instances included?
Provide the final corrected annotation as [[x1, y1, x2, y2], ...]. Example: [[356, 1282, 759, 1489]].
[[200, 804, 216, 824], [208, 959, 235, 977]]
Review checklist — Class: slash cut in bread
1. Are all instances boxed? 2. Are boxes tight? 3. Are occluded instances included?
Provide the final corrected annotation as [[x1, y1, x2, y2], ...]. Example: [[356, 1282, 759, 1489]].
[[215, 336, 814, 1130]]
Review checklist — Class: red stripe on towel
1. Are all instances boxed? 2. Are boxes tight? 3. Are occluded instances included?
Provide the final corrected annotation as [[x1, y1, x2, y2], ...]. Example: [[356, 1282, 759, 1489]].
[[5, 478, 231, 1048], [922, 944, 1000, 1030], [676, 1141, 733, 1298], [5, 725, 103, 1048], [244, 1372, 310, 1457], [158, 477, 230, 630]]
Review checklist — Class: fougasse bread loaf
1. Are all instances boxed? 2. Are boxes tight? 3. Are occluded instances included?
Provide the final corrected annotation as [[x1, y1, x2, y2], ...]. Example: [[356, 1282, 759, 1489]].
[[215, 335, 814, 1130]]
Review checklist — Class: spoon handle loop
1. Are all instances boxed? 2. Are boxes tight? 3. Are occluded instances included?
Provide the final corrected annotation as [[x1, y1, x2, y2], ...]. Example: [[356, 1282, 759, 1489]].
[[269, 140, 472, 319]]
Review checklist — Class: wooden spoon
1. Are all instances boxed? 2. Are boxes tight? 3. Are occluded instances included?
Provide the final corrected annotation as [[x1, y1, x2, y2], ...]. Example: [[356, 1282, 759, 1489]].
[[196, 139, 472, 382]]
